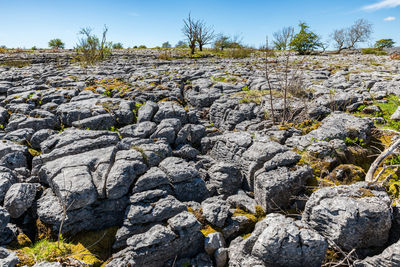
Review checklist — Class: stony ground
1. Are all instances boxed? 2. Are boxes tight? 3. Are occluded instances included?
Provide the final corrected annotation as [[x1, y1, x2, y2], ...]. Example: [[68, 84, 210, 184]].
[[0, 49, 400, 267]]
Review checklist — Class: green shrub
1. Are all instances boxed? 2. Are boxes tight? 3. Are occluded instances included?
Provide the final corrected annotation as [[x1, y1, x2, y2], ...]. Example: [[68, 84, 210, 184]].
[[48, 38, 65, 49], [112, 42, 123, 49], [175, 40, 188, 48], [162, 41, 172, 48], [344, 136, 366, 147], [375, 39, 395, 49], [289, 22, 321, 55], [74, 26, 112, 66]]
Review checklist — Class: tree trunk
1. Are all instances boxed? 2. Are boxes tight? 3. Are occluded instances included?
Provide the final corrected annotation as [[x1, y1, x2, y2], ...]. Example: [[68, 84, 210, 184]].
[[199, 43, 203, 51]]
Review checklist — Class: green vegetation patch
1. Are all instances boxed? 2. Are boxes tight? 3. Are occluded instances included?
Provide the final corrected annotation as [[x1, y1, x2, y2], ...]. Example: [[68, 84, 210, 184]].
[[0, 60, 31, 68], [361, 48, 387, 55], [86, 78, 132, 97], [14, 227, 118, 266]]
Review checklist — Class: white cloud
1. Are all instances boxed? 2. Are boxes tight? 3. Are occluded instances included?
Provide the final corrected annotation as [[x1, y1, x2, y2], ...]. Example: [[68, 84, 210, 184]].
[[363, 0, 400, 10], [384, 16, 396, 20]]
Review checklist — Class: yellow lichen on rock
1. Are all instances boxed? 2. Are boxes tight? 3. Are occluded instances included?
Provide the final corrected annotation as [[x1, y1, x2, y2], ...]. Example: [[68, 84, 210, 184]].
[[200, 225, 218, 237]]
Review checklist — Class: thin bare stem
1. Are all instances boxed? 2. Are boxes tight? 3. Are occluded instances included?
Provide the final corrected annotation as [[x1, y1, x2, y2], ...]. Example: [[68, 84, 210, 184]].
[[265, 36, 276, 124]]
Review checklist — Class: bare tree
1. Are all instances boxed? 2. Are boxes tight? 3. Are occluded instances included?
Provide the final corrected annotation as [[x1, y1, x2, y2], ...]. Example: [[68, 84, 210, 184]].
[[330, 19, 372, 52], [99, 25, 110, 60], [319, 38, 330, 53], [331, 29, 347, 52], [182, 13, 198, 55], [346, 19, 373, 49], [273, 26, 294, 50], [196, 20, 214, 51]]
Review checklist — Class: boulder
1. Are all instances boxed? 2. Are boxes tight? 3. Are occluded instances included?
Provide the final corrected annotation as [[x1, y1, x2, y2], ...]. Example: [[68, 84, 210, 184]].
[[207, 162, 242, 196], [119, 121, 157, 139], [353, 239, 400, 266], [159, 157, 209, 202], [0, 167, 17, 203], [0, 206, 10, 231], [286, 112, 374, 150], [254, 165, 312, 212], [71, 114, 115, 130], [228, 213, 327, 267], [4, 183, 37, 218], [0, 247, 19, 267], [0, 139, 28, 170], [302, 182, 392, 250], [113, 190, 186, 249], [152, 101, 187, 124], [391, 106, 400, 120], [201, 197, 230, 228], [108, 211, 203, 267], [36, 188, 128, 234], [204, 232, 226, 256], [137, 101, 158, 122]]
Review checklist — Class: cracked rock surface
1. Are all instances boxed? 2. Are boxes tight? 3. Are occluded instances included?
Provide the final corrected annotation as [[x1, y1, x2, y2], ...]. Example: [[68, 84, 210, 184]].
[[0, 49, 400, 266]]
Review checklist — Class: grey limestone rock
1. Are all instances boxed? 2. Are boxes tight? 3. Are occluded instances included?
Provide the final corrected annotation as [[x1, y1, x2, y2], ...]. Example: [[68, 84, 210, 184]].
[[391, 106, 400, 120], [4, 182, 38, 218], [302, 182, 392, 250], [208, 162, 242, 197], [132, 167, 170, 193], [150, 118, 182, 144], [119, 121, 157, 139], [173, 144, 200, 160], [0, 247, 19, 267], [153, 101, 187, 124], [286, 112, 374, 150], [36, 188, 128, 234], [30, 129, 57, 150], [0, 206, 10, 231], [228, 213, 327, 267], [32, 262, 62, 267], [108, 211, 203, 267], [0, 139, 28, 170], [71, 113, 115, 130], [353, 239, 400, 267], [137, 101, 158, 122], [0, 167, 17, 203], [254, 165, 312, 212], [113, 190, 186, 249], [202, 196, 230, 228], [205, 232, 226, 256]]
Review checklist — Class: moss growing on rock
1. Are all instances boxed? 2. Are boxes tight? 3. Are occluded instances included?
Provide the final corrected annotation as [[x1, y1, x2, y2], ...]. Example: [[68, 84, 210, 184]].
[[200, 225, 218, 237], [295, 120, 322, 135], [13, 226, 118, 266], [85, 78, 132, 97], [326, 164, 365, 185]]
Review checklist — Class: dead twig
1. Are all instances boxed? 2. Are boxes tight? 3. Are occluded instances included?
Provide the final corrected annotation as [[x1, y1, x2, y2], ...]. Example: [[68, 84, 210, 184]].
[[365, 138, 400, 182], [373, 164, 400, 183]]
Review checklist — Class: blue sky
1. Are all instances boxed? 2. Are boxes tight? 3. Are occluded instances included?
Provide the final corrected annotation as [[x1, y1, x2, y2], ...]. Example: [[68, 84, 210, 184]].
[[0, 0, 399, 49]]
